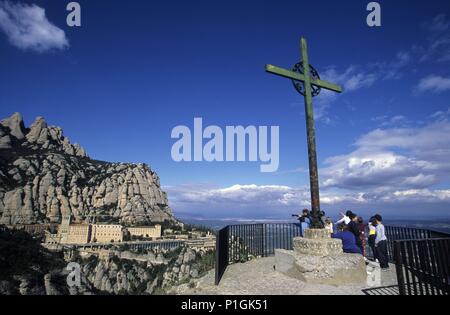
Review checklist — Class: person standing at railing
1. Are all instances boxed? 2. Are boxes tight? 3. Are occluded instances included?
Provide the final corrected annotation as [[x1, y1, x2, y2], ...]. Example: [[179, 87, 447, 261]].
[[368, 216, 377, 262], [374, 214, 389, 271], [291, 209, 311, 236]]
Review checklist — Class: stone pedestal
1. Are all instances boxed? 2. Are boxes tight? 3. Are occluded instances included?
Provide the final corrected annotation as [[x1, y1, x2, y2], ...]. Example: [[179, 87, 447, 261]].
[[275, 228, 367, 285], [294, 229, 343, 256]]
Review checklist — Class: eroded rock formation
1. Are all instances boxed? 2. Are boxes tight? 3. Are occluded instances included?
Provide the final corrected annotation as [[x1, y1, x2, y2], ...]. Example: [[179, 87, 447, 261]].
[[0, 113, 174, 225]]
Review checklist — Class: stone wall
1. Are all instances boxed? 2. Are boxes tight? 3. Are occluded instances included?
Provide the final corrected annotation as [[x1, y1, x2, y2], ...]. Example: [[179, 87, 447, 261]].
[[127, 225, 161, 238], [66, 224, 91, 244], [92, 224, 123, 243]]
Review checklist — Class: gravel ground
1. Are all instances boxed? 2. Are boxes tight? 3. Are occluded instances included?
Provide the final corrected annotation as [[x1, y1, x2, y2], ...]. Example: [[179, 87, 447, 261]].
[[175, 257, 398, 295]]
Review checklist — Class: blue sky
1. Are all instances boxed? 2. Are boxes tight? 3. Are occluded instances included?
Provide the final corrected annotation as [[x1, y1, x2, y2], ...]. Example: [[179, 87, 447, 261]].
[[1, 0, 450, 221]]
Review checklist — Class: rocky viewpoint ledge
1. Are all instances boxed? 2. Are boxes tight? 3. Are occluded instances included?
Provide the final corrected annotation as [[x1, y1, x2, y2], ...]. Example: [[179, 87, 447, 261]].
[[174, 256, 399, 295]]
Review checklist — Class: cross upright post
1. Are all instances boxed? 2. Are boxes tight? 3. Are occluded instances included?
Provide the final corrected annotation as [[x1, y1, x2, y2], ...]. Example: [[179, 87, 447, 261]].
[[265, 37, 343, 228]]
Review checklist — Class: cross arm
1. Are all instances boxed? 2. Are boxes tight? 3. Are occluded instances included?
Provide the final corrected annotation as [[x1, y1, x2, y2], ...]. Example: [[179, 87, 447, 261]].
[[265, 64, 343, 93]]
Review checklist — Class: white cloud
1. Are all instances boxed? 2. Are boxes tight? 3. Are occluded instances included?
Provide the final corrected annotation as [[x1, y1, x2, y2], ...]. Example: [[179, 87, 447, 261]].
[[166, 184, 302, 208], [321, 119, 450, 190], [416, 75, 450, 94], [322, 66, 376, 92], [355, 121, 450, 151], [165, 182, 450, 219], [313, 66, 377, 122], [372, 115, 411, 127], [380, 51, 412, 80], [165, 183, 366, 216], [165, 112, 450, 219], [0, 1, 68, 52]]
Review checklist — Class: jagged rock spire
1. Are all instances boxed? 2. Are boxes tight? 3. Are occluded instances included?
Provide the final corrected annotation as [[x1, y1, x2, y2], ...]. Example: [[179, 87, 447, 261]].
[[0, 112, 26, 140], [0, 113, 175, 226]]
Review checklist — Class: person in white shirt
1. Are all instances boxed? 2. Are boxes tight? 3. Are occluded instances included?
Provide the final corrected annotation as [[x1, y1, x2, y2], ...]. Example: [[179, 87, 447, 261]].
[[374, 214, 389, 270], [335, 210, 353, 225]]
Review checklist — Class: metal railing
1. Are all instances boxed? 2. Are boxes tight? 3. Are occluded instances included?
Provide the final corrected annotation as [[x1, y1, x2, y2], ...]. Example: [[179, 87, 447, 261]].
[[215, 223, 450, 291], [383, 226, 448, 262], [394, 238, 450, 295], [215, 223, 301, 285]]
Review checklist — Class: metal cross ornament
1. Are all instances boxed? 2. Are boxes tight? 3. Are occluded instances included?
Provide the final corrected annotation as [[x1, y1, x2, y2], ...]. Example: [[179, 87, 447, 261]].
[[266, 37, 343, 228]]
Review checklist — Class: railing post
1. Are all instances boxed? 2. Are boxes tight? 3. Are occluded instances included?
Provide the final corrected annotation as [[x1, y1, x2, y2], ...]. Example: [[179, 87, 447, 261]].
[[215, 227, 221, 285], [215, 226, 229, 285], [394, 240, 406, 295], [261, 224, 265, 257]]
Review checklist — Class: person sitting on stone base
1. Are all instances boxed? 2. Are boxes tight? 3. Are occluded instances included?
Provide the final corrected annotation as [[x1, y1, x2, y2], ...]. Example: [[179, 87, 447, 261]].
[[331, 224, 362, 254]]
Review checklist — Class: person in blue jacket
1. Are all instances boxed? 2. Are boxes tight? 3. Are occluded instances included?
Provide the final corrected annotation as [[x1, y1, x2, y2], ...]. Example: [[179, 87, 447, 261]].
[[331, 224, 362, 254]]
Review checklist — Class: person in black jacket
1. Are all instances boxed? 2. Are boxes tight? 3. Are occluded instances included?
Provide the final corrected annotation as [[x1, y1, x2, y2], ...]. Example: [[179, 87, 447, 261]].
[[348, 213, 363, 253]]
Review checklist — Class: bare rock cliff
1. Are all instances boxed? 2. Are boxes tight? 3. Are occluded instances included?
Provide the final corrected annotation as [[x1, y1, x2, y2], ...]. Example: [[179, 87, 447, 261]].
[[0, 112, 174, 225]]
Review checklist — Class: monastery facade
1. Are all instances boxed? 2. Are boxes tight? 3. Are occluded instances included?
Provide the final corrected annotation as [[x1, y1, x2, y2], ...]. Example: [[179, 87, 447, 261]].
[[45, 215, 161, 245]]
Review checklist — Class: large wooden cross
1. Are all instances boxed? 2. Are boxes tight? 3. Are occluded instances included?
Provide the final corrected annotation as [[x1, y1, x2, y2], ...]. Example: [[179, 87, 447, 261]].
[[266, 37, 343, 228]]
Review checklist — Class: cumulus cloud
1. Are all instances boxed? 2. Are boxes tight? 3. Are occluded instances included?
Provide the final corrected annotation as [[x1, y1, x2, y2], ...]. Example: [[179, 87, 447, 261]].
[[322, 150, 439, 190], [390, 189, 450, 202], [416, 75, 450, 94], [164, 183, 368, 218], [165, 112, 450, 219], [321, 118, 450, 191], [165, 183, 450, 219], [0, 1, 68, 52], [166, 184, 303, 208]]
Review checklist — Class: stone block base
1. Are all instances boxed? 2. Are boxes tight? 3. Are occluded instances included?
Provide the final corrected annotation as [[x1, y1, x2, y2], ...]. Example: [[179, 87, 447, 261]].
[[293, 237, 343, 257], [275, 249, 367, 285]]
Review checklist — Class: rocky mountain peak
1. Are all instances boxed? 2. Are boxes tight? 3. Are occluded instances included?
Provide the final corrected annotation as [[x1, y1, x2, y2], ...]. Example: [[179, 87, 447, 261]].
[[0, 113, 87, 158], [25, 116, 47, 142], [0, 112, 26, 140], [0, 113, 175, 226]]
